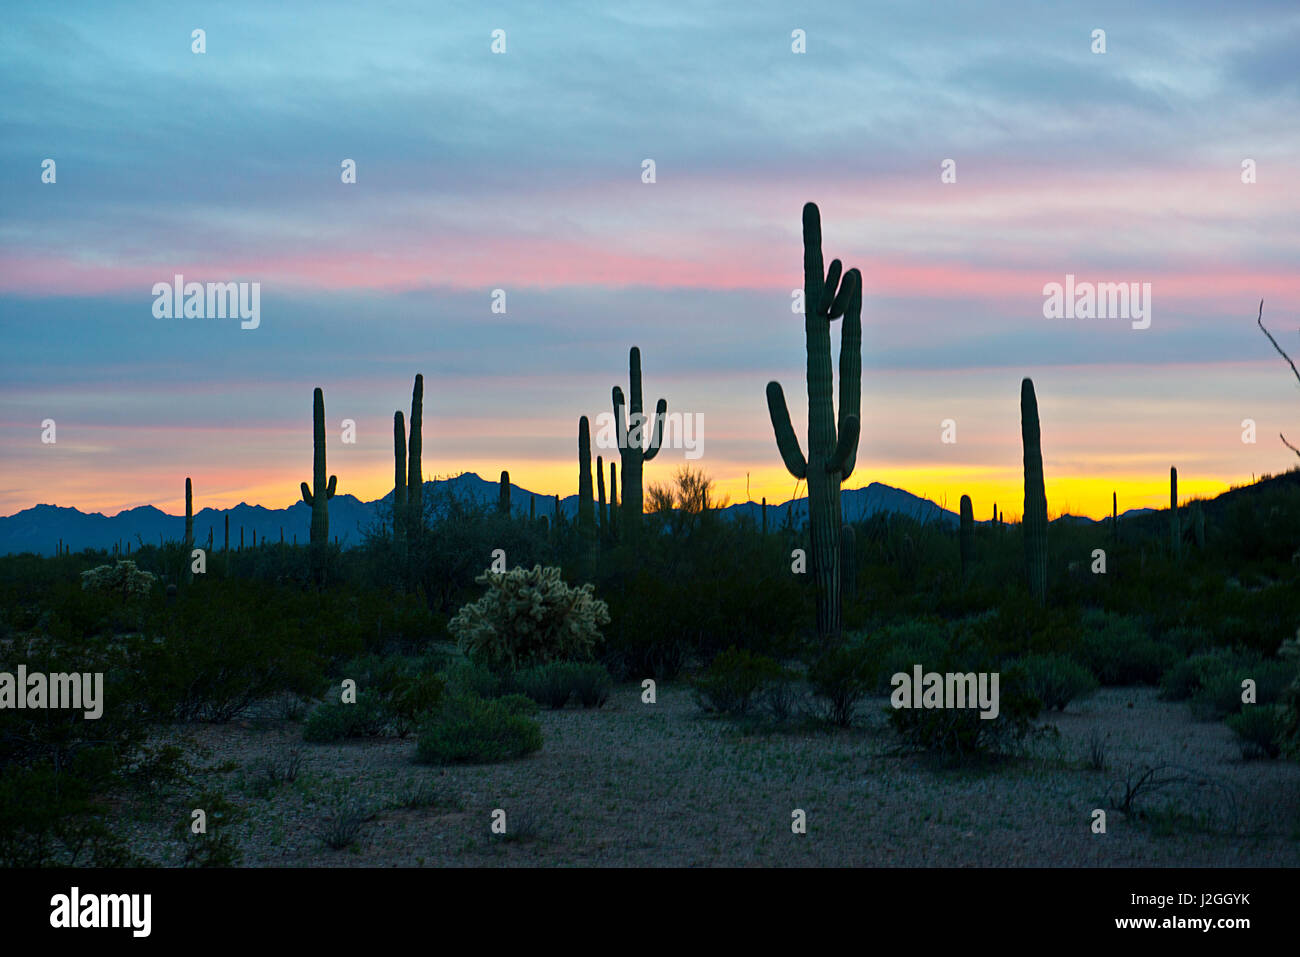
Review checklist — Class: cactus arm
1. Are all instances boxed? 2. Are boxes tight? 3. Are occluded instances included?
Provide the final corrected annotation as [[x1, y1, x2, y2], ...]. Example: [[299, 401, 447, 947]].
[[643, 398, 668, 461], [301, 482, 313, 506], [326, 475, 337, 499], [766, 381, 807, 479], [827, 414, 860, 474], [837, 269, 863, 480], [803, 202, 827, 315]]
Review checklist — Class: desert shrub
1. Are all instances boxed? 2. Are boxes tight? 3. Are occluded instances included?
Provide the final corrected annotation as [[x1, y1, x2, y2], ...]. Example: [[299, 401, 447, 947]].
[[414, 695, 543, 765], [1226, 706, 1284, 760], [808, 643, 879, 727], [302, 694, 391, 743], [450, 566, 610, 672], [1073, 612, 1176, 686], [315, 789, 375, 850], [1159, 650, 1236, 701], [441, 659, 509, 699], [79, 560, 157, 600], [516, 663, 577, 709], [855, 619, 952, 693], [172, 791, 245, 867], [761, 673, 800, 722], [1017, 653, 1098, 710], [692, 647, 785, 716], [516, 661, 612, 710], [388, 673, 445, 727], [888, 663, 1043, 761], [496, 693, 540, 716], [1278, 636, 1300, 761], [1189, 659, 1293, 721], [1160, 625, 1212, 656]]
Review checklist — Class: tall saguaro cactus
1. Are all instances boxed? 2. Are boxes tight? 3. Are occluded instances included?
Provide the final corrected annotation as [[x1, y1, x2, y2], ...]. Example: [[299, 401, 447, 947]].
[[578, 416, 595, 535], [393, 411, 407, 548], [185, 477, 194, 584], [499, 471, 511, 515], [1021, 378, 1048, 604], [597, 454, 607, 536], [1112, 491, 1118, 543], [765, 202, 863, 642], [609, 461, 619, 541], [959, 494, 974, 579], [407, 375, 423, 545], [612, 347, 666, 541], [1170, 467, 1180, 560], [300, 387, 337, 576]]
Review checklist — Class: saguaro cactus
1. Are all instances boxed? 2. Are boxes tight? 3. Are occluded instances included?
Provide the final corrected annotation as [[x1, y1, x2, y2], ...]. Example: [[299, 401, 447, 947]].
[[578, 417, 595, 535], [841, 524, 857, 599], [1112, 491, 1118, 542], [1021, 378, 1048, 604], [224, 513, 229, 553], [612, 347, 666, 541], [185, 477, 194, 583], [393, 411, 407, 547], [765, 202, 863, 642], [762, 497, 768, 535], [609, 461, 619, 541], [960, 494, 974, 579], [1170, 467, 1180, 560], [407, 375, 423, 545], [300, 387, 338, 575], [499, 470, 511, 515], [597, 454, 607, 535]]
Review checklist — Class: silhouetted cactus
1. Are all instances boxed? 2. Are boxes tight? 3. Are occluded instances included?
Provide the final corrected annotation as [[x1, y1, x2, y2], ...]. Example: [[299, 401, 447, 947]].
[[407, 375, 423, 545], [1021, 378, 1047, 604], [184, 477, 194, 584], [1112, 490, 1118, 542], [761, 497, 768, 535], [499, 470, 511, 515], [960, 494, 973, 579], [597, 455, 607, 536], [612, 347, 666, 541], [1170, 467, 1180, 561], [393, 411, 407, 548], [578, 416, 595, 535], [765, 202, 862, 642], [224, 513, 229, 553], [609, 461, 619, 541], [300, 387, 338, 578]]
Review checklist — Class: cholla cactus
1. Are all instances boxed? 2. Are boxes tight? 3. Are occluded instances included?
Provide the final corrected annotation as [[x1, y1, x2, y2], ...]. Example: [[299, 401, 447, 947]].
[[449, 565, 611, 672], [80, 560, 157, 600]]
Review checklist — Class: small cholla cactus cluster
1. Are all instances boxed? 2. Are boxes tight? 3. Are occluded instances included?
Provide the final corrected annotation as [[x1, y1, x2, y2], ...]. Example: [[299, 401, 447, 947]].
[[449, 565, 610, 672], [80, 560, 157, 599]]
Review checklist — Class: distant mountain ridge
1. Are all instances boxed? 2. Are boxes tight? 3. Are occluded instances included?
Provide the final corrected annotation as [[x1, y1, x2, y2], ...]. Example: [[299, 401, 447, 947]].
[[0, 471, 1174, 557]]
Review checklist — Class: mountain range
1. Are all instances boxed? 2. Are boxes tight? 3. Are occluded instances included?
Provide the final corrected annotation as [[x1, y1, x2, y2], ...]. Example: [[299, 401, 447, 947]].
[[0, 472, 1145, 557]]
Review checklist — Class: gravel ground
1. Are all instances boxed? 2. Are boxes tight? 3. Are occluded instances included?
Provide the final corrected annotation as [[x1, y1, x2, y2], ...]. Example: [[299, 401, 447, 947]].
[[121, 685, 1300, 867]]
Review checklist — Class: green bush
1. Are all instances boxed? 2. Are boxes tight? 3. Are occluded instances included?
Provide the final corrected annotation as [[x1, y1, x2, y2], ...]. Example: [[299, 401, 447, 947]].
[[1226, 705, 1285, 760], [516, 661, 612, 710], [450, 565, 610, 672], [854, 620, 951, 693], [692, 648, 785, 716], [302, 694, 390, 743], [888, 663, 1043, 761], [808, 644, 878, 727], [442, 659, 510, 699], [414, 695, 543, 765], [496, 693, 540, 716], [1017, 654, 1098, 711], [1073, 612, 1176, 686], [1159, 650, 1236, 702], [1189, 659, 1293, 721]]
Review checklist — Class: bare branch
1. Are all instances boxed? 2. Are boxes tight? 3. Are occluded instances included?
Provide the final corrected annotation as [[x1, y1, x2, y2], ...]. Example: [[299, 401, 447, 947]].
[[1254, 300, 1300, 459]]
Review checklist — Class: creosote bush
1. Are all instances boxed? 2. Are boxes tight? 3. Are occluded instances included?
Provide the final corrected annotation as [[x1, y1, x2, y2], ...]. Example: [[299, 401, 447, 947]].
[[517, 661, 612, 710], [414, 694, 543, 765], [693, 647, 786, 716], [1016, 653, 1098, 711], [809, 643, 878, 727], [450, 565, 610, 672]]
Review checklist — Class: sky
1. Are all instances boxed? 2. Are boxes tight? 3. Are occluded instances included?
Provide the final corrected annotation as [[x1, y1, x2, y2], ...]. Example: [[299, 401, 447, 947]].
[[2, 0, 1300, 520]]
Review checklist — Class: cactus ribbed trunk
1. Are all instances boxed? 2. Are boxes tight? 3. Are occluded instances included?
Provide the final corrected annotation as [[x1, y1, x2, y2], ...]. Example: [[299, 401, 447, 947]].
[[959, 494, 973, 579], [578, 417, 595, 535], [299, 387, 338, 582], [765, 203, 863, 643], [1170, 467, 1180, 560], [499, 470, 511, 516], [1021, 378, 1048, 604], [407, 375, 423, 548], [609, 461, 619, 541], [597, 455, 607, 536], [613, 347, 666, 544], [393, 411, 407, 550]]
